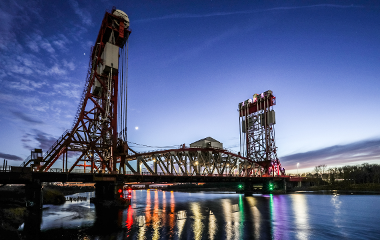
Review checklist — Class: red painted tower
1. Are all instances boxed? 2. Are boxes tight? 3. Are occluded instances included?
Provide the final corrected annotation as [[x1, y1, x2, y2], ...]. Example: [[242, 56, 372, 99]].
[[238, 90, 285, 176], [22, 8, 131, 174]]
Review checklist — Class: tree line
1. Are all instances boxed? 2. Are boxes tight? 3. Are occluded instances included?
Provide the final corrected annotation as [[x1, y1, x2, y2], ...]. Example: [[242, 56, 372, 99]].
[[303, 163, 380, 184]]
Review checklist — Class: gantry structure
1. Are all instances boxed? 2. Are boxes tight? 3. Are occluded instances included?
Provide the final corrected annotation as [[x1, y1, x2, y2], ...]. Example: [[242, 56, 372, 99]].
[[238, 91, 285, 176]]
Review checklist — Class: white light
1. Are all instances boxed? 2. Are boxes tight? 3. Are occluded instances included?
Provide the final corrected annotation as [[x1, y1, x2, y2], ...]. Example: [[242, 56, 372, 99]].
[[297, 163, 299, 175], [135, 126, 139, 130]]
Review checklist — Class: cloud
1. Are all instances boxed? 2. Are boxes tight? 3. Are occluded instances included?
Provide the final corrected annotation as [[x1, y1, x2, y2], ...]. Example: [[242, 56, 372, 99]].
[[34, 130, 58, 151], [0, 0, 42, 49], [25, 33, 56, 54], [63, 60, 76, 71], [136, 4, 362, 23], [0, 152, 23, 161], [48, 64, 67, 75], [281, 139, 380, 169], [22, 129, 57, 152], [53, 82, 81, 99], [69, 0, 93, 26], [164, 27, 240, 64], [11, 111, 44, 124], [40, 39, 55, 54], [4, 77, 46, 91]]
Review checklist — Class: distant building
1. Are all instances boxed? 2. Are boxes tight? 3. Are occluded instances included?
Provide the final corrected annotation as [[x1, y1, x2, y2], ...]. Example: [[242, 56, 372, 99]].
[[190, 137, 223, 149]]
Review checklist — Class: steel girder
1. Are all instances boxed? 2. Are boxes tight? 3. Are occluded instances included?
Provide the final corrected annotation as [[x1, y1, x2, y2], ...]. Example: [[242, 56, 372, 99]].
[[124, 148, 267, 177]]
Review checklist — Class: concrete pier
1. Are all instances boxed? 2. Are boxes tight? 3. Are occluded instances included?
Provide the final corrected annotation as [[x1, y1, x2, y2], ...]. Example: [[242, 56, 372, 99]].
[[92, 181, 130, 208]]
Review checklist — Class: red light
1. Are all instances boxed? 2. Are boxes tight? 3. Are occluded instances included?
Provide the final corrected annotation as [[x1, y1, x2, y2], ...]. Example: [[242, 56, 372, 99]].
[[128, 189, 132, 193], [118, 189, 122, 193], [120, 195, 123, 198], [128, 195, 131, 198]]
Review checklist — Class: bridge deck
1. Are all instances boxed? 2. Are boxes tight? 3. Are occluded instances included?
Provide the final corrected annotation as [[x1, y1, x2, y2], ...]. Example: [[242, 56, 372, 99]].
[[0, 172, 289, 184]]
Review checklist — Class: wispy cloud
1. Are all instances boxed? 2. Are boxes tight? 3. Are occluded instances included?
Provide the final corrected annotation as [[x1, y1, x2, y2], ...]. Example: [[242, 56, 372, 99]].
[[22, 129, 57, 152], [0, 152, 23, 161], [25, 33, 55, 54], [281, 139, 380, 169], [53, 82, 81, 99], [164, 27, 240, 65], [11, 111, 44, 124], [136, 4, 362, 23], [0, 0, 42, 49], [69, 0, 93, 26], [4, 77, 46, 91]]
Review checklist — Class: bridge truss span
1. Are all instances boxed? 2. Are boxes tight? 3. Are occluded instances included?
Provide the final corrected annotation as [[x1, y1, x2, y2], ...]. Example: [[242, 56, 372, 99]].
[[124, 147, 273, 177]]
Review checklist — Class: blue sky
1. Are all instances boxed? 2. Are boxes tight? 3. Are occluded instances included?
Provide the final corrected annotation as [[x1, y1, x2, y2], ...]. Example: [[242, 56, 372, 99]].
[[0, 0, 379, 173]]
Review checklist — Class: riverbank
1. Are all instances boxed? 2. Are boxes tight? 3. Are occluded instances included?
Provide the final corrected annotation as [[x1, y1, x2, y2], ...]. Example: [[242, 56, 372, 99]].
[[0, 185, 95, 239]]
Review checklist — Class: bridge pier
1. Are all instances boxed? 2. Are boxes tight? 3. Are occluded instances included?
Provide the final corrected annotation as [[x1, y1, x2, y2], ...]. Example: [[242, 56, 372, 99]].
[[25, 179, 43, 209], [23, 206, 42, 239], [92, 181, 130, 208]]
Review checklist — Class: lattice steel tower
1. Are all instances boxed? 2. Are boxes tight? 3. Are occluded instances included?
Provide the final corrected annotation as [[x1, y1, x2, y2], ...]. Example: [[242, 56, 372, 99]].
[[238, 90, 285, 176], [21, 8, 132, 173]]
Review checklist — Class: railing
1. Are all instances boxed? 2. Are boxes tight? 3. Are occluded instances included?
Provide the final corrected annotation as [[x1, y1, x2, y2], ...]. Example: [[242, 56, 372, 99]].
[[124, 172, 247, 177], [43, 130, 70, 160], [71, 50, 93, 131], [20, 155, 31, 167], [0, 166, 11, 172], [46, 168, 63, 173], [70, 169, 93, 173]]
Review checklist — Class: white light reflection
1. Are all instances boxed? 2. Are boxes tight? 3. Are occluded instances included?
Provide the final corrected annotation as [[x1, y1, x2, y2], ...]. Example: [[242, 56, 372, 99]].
[[246, 196, 261, 240], [208, 210, 217, 240], [176, 210, 187, 238], [162, 191, 166, 227], [137, 215, 146, 240], [222, 199, 233, 240], [191, 202, 204, 240], [222, 198, 241, 240], [331, 193, 346, 238], [291, 194, 310, 240], [152, 190, 160, 240]]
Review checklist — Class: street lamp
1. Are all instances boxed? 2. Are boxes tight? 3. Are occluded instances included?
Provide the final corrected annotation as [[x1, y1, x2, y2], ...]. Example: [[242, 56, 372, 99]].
[[297, 163, 299, 176]]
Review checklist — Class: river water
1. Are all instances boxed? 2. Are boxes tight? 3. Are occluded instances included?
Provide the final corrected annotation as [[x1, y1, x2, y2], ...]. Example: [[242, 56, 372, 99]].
[[19, 190, 380, 239]]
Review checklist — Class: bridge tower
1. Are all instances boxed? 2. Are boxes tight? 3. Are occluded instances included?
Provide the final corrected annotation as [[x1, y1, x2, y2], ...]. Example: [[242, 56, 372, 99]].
[[238, 90, 285, 176], [22, 8, 132, 174]]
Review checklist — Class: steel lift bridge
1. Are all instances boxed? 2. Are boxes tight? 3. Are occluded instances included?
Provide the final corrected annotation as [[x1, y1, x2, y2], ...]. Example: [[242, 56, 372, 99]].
[[20, 9, 285, 179]]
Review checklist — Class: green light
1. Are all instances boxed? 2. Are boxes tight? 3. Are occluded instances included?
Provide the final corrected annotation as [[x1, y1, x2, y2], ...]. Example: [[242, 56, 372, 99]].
[[238, 184, 243, 189], [269, 183, 274, 191]]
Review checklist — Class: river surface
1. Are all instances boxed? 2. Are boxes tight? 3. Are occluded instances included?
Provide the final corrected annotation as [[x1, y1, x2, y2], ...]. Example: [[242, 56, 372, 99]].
[[19, 190, 380, 239]]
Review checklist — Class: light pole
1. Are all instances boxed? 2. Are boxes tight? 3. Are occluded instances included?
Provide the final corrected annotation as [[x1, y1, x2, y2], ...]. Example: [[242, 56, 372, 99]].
[[297, 163, 299, 176]]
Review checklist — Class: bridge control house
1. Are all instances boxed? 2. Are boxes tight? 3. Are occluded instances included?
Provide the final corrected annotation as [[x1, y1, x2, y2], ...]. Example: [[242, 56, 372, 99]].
[[190, 137, 223, 149]]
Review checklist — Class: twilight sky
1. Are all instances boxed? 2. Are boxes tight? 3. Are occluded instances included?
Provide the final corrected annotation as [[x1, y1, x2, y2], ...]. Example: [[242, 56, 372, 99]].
[[0, 0, 379, 173]]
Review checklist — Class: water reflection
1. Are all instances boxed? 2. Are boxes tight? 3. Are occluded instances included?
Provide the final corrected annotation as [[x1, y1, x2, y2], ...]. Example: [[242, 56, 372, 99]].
[[291, 194, 310, 240], [22, 190, 379, 240], [246, 196, 261, 239], [208, 209, 217, 240]]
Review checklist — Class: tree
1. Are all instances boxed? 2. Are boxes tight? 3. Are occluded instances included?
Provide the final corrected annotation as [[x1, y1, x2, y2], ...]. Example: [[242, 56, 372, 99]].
[[314, 165, 321, 177], [321, 164, 327, 175]]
